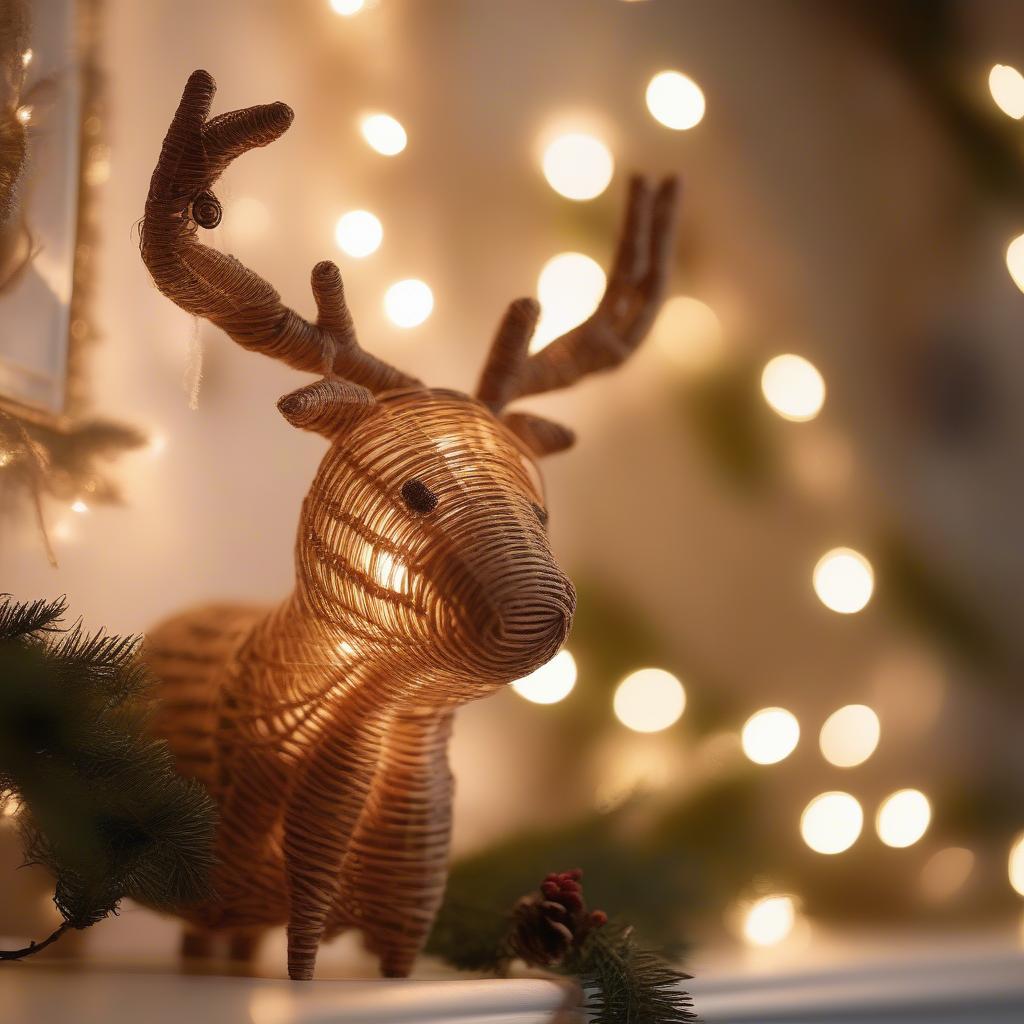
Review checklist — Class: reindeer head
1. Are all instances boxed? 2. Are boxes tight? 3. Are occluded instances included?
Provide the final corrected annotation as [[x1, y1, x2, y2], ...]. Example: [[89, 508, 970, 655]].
[[141, 71, 678, 691]]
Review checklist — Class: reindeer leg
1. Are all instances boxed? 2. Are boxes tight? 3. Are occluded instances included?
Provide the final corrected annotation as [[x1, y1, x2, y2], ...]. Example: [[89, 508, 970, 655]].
[[340, 710, 455, 978], [180, 926, 215, 963], [228, 927, 265, 967], [282, 699, 388, 981]]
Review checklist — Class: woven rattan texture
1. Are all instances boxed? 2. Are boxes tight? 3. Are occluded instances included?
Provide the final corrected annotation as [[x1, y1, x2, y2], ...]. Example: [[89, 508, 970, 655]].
[[140, 71, 677, 981]]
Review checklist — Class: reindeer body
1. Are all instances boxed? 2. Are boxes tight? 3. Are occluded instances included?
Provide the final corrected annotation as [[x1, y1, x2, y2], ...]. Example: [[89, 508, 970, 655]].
[[140, 71, 677, 980]]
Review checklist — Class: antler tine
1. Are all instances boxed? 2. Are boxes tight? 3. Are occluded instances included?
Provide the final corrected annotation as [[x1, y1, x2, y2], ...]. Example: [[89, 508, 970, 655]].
[[476, 297, 540, 411], [141, 70, 418, 394], [503, 175, 680, 402]]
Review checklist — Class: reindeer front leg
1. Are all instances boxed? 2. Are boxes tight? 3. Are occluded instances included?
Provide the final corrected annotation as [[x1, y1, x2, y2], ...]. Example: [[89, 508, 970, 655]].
[[282, 704, 388, 980], [338, 710, 454, 977]]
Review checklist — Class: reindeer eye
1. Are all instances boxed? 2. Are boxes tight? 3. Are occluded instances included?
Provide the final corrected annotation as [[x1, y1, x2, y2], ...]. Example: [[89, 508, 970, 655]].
[[401, 478, 438, 515], [532, 502, 549, 527]]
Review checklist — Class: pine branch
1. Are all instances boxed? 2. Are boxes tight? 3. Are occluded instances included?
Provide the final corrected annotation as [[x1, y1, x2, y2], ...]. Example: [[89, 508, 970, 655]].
[[571, 924, 698, 1024], [429, 870, 700, 1024], [0, 922, 70, 961], [0, 594, 217, 946], [0, 595, 66, 642]]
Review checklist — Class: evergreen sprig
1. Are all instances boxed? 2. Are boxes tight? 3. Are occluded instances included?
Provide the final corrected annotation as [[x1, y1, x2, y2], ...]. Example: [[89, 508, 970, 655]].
[[0, 594, 216, 956], [569, 923, 698, 1024], [428, 871, 699, 1024]]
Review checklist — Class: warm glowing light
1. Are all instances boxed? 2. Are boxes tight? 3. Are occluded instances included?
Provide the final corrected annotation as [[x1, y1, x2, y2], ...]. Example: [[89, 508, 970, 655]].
[[800, 791, 863, 855], [921, 847, 974, 903], [819, 704, 880, 768], [51, 519, 74, 543], [85, 149, 111, 187], [360, 113, 407, 156], [1006, 233, 1024, 294], [372, 550, 408, 593], [532, 252, 606, 351], [1008, 833, 1024, 896], [336, 640, 357, 658], [651, 296, 723, 372], [384, 279, 433, 328], [541, 133, 614, 201], [741, 707, 800, 765], [148, 433, 167, 457], [21, 49, 32, 68], [334, 210, 383, 258], [330, 0, 365, 15], [70, 499, 89, 515], [613, 668, 685, 733], [813, 547, 874, 614], [646, 71, 705, 130], [15, 105, 32, 126], [742, 895, 796, 947], [512, 649, 577, 704], [989, 64, 1024, 119], [876, 789, 931, 848], [760, 354, 825, 421], [2, 797, 19, 817]]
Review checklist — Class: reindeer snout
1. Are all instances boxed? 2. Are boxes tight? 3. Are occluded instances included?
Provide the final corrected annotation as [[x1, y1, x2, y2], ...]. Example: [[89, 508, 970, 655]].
[[483, 571, 576, 676]]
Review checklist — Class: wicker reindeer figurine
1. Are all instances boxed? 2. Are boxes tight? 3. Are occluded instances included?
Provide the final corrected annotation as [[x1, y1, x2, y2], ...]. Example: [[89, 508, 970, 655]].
[[140, 71, 678, 981]]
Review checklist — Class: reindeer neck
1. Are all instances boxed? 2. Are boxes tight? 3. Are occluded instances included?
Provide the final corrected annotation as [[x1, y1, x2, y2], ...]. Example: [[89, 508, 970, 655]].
[[230, 591, 447, 720]]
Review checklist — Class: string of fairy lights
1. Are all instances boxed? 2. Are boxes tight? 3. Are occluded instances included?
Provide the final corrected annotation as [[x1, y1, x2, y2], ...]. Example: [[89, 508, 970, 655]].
[[18, 0, 1024, 948], [989, 58, 1024, 928]]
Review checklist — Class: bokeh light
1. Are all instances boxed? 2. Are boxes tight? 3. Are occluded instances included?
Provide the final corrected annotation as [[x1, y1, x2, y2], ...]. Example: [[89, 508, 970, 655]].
[[613, 668, 686, 733], [360, 113, 407, 156], [742, 895, 796, 947], [741, 707, 800, 765], [1009, 833, 1024, 896], [920, 847, 975, 903], [330, 0, 365, 14], [511, 649, 577, 705], [876, 789, 931, 848], [800, 791, 863, 855], [819, 704, 880, 768], [15, 105, 32, 126], [1006, 233, 1024, 294], [334, 210, 383, 258], [532, 252, 606, 351], [812, 547, 874, 614], [989, 64, 1024, 119], [646, 70, 705, 130], [542, 132, 614, 201], [384, 279, 433, 328], [651, 296, 724, 373], [760, 354, 826, 421]]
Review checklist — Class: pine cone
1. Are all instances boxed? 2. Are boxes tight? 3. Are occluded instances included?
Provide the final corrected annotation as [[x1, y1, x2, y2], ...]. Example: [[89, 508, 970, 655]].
[[509, 869, 608, 967]]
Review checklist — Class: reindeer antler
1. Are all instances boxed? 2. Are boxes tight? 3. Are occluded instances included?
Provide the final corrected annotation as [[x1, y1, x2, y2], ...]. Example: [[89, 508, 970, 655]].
[[477, 175, 679, 411], [141, 70, 418, 394]]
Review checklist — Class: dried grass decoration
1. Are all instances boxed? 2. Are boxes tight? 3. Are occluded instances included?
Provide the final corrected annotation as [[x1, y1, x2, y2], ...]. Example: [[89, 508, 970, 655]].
[[140, 70, 678, 981]]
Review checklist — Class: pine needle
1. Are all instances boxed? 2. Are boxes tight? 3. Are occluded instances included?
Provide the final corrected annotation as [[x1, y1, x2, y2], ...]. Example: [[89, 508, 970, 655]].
[[0, 595, 66, 641]]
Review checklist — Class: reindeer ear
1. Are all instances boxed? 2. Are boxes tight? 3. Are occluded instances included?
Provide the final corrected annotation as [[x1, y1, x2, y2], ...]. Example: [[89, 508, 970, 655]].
[[503, 412, 575, 457], [277, 377, 377, 441]]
